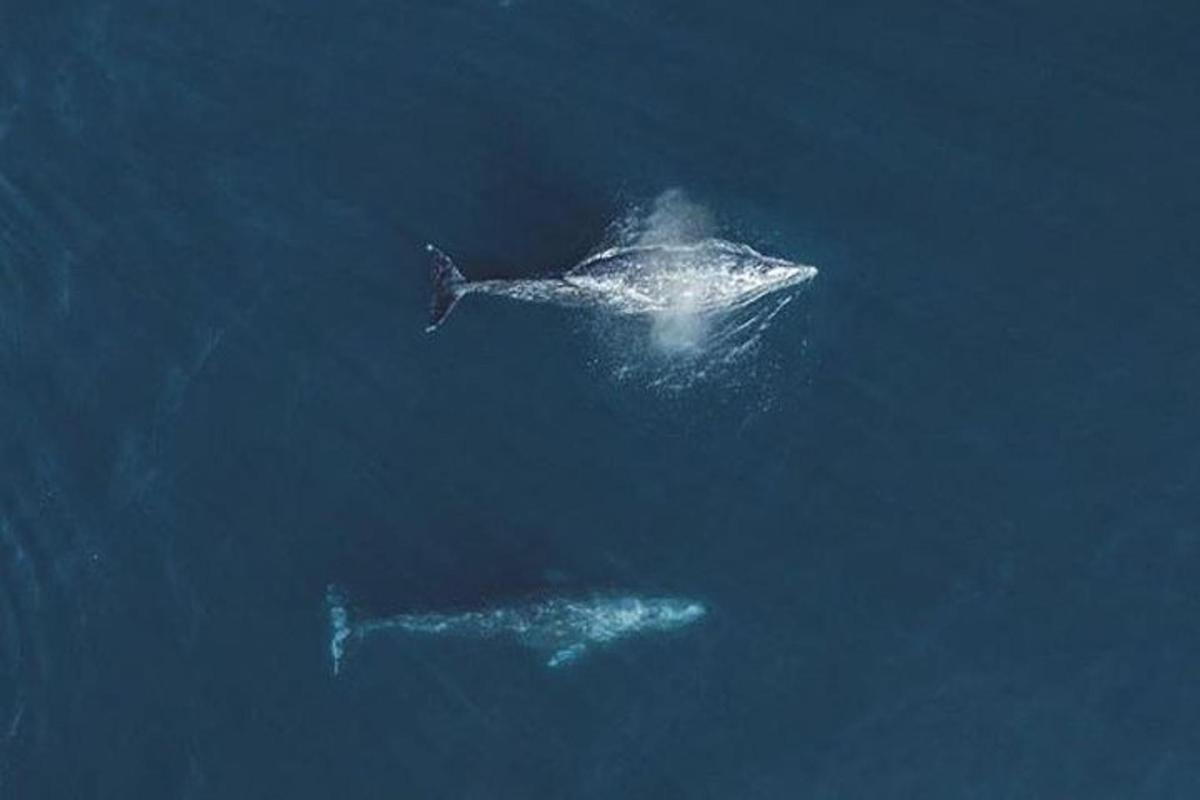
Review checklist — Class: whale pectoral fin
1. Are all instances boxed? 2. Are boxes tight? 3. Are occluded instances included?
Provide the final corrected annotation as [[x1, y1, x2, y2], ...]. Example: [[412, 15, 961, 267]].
[[547, 643, 588, 668]]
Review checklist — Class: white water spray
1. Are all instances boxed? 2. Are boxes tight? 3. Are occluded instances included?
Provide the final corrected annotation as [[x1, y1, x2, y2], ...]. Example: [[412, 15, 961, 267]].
[[633, 190, 718, 355], [587, 190, 813, 394]]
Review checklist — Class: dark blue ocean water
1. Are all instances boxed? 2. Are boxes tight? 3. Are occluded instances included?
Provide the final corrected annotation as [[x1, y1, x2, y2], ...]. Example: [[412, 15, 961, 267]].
[[2, 1, 1199, 796]]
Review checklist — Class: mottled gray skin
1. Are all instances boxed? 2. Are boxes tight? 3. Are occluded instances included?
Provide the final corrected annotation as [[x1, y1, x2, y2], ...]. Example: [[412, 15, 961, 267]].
[[426, 238, 817, 330], [328, 589, 707, 673]]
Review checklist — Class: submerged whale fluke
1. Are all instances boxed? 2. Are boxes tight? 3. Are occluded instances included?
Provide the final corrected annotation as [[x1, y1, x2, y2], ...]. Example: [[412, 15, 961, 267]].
[[426, 243, 466, 332], [326, 584, 354, 676]]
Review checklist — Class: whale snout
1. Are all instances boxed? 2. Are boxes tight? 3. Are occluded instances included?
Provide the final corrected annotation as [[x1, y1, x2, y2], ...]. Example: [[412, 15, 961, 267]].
[[656, 600, 706, 626], [769, 263, 817, 284]]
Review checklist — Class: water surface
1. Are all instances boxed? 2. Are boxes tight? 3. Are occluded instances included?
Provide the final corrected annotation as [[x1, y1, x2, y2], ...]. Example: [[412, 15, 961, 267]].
[[1, 1, 1198, 796]]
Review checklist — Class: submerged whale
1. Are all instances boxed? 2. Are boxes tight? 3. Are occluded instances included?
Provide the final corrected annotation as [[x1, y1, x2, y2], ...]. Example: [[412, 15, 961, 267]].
[[425, 238, 818, 331], [326, 586, 706, 674]]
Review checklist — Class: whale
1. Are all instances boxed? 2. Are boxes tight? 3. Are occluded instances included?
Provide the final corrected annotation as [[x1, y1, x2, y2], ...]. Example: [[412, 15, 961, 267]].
[[326, 586, 707, 674], [425, 238, 817, 331]]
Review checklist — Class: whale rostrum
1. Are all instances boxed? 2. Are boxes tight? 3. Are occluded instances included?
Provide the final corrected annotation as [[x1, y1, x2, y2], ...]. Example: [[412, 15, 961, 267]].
[[425, 238, 818, 331], [326, 586, 707, 673]]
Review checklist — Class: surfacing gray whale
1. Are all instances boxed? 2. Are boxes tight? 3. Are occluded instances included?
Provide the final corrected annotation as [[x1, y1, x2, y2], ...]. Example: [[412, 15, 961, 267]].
[[425, 238, 817, 331], [326, 586, 706, 674]]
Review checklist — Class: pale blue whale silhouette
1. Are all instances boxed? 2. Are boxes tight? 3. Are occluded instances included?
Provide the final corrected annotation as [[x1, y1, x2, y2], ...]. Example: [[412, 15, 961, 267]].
[[327, 586, 706, 674]]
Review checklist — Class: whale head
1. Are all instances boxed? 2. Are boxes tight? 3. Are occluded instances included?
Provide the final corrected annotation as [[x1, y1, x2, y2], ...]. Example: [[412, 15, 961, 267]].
[[763, 262, 814, 285], [642, 597, 707, 629], [636, 240, 818, 316], [583, 596, 707, 638]]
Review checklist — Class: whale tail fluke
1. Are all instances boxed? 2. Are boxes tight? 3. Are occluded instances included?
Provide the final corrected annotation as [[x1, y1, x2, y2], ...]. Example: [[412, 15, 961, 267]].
[[426, 244, 466, 332], [326, 585, 354, 677]]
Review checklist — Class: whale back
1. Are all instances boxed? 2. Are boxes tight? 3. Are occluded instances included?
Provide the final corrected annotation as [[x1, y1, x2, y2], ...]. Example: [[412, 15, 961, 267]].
[[564, 239, 814, 313], [568, 239, 779, 276]]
